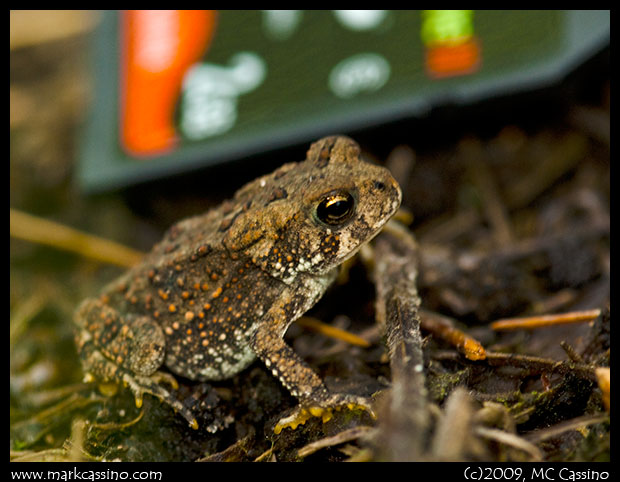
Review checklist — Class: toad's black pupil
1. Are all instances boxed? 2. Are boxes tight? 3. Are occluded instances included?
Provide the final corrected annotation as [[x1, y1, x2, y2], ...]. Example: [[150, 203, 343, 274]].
[[316, 192, 355, 226]]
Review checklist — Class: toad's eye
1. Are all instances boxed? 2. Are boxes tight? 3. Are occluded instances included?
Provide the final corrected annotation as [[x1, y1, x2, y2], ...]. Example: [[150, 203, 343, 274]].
[[315, 191, 356, 226]]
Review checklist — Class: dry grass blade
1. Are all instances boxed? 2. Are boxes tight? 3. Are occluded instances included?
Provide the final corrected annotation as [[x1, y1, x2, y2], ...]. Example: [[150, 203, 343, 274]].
[[297, 425, 374, 458], [296, 316, 371, 347], [523, 414, 609, 443], [595, 367, 610, 412], [10, 292, 48, 345], [431, 387, 476, 460], [491, 309, 601, 331], [10, 208, 144, 268], [475, 426, 542, 461]]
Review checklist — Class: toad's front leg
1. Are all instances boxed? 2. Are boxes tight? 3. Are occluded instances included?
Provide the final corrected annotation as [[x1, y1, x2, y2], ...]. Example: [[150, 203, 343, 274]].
[[74, 298, 199, 429], [250, 315, 376, 434]]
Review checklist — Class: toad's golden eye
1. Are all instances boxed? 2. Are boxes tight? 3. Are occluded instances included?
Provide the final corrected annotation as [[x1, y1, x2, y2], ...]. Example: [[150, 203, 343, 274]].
[[315, 191, 356, 226]]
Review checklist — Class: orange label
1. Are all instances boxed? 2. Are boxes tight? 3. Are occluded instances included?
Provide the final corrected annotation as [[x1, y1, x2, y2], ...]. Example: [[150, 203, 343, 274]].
[[426, 37, 480, 78], [120, 10, 217, 157]]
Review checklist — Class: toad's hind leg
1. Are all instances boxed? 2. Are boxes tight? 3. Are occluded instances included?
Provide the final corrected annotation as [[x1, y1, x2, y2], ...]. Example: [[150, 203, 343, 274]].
[[74, 298, 199, 429]]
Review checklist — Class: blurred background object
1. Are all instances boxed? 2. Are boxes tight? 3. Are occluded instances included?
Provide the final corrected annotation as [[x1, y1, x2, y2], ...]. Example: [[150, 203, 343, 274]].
[[75, 10, 609, 191], [10, 10, 98, 49]]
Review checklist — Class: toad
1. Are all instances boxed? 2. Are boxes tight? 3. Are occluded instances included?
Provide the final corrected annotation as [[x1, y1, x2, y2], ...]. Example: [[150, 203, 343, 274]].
[[74, 136, 402, 432]]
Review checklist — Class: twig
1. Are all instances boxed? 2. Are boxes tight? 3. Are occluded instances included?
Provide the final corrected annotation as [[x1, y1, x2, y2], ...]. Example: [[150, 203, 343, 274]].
[[421, 310, 486, 360], [504, 132, 588, 209], [559, 341, 585, 364], [461, 137, 514, 245], [484, 352, 597, 382], [371, 221, 429, 461]]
